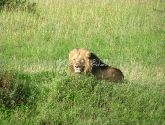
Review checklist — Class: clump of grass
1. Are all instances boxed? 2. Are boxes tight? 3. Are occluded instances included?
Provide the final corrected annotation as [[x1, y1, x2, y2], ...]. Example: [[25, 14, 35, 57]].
[[35, 75, 165, 125], [0, 71, 164, 124], [0, 0, 37, 13], [0, 71, 39, 109]]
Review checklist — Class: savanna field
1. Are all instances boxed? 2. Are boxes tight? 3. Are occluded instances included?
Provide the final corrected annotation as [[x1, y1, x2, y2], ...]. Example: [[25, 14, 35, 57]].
[[0, 0, 165, 124]]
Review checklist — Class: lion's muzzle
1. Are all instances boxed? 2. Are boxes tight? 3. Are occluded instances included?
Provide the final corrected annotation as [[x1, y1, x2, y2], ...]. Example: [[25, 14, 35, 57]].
[[74, 66, 81, 73]]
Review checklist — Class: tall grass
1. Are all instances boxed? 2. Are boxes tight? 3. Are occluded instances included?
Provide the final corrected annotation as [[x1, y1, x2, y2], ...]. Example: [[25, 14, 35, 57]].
[[0, 0, 165, 124]]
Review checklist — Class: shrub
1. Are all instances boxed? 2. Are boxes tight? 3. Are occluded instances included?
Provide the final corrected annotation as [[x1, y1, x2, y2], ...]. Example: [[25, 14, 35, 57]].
[[0, 0, 37, 12], [0, 71, 39, 109]]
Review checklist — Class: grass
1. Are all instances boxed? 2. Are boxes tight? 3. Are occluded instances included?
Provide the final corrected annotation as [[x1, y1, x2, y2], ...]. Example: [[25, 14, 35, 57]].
[[0, 0, 165, 124]]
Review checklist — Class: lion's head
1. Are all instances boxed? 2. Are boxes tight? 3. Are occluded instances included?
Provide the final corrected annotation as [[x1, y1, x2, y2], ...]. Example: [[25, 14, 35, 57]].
[[69, 48, 92, 73]]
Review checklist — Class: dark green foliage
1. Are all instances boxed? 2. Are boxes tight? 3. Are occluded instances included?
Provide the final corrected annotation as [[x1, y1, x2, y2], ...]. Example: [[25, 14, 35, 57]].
[[0, 0, 37, 12], [0, 71, 39, 109]]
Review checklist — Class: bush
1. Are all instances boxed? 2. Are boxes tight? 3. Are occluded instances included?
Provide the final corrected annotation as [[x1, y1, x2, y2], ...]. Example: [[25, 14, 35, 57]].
[[0, 71, 39, 109], [0, 0, 37, 12]]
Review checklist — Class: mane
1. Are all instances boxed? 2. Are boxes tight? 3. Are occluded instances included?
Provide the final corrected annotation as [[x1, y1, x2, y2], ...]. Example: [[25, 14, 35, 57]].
[[89, 53, 109, 73]]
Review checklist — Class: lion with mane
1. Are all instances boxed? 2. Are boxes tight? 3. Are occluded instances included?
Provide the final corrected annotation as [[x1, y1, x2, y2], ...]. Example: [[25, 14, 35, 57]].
[[69, 48, 124, 82]]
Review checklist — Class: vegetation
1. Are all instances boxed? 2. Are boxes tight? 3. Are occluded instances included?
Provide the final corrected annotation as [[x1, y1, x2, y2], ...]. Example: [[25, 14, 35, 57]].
[[0, 0, 37, 12], [0, 0, 165, 124]]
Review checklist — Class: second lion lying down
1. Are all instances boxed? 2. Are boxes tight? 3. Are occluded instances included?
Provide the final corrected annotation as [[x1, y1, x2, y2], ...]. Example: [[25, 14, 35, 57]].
[[69, 48, 124, 82]]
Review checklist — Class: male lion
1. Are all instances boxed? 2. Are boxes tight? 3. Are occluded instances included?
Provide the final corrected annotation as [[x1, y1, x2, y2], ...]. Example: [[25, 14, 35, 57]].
[[69, 48, 124, 82]]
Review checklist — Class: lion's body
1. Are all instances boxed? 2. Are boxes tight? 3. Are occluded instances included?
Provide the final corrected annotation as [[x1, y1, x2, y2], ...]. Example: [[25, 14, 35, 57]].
[[69, 48, 124, 82], [92, 66, 124, 82]]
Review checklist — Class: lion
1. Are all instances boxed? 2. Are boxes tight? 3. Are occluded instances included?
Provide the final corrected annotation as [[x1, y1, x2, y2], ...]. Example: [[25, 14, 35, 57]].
[[69, 48, 124, 82]]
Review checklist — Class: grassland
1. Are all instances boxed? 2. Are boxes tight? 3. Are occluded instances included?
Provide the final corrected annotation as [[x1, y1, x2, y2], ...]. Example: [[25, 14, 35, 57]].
[[0, 0, 165, 125]]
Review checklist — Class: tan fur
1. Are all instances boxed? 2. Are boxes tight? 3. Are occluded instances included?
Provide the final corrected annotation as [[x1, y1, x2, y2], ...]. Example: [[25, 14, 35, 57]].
[[69, 48, 92, 74], [92, 67, 124, 82], [69, 48, 124, 82]]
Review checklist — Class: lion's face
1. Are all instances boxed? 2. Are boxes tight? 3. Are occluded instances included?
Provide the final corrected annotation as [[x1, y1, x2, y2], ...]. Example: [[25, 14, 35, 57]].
[[69, 48, 91, 73], [71, 57, 85, 73]]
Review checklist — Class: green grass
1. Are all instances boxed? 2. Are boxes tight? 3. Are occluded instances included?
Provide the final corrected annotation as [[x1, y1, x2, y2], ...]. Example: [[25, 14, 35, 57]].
[[0, 0, 165, 124]]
